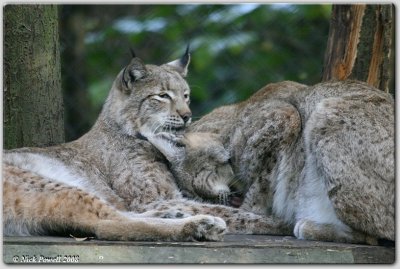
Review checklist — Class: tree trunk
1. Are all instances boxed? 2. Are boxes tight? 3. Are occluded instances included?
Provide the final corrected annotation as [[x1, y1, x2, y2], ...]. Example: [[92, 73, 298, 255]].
[[59, 6, 92, 141], [4, 5, 64, 149], [322, 4, 394, 95]]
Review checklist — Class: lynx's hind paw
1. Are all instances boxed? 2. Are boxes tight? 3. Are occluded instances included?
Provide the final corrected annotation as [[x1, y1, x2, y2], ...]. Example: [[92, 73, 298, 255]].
[[294, 219, 353, 243]]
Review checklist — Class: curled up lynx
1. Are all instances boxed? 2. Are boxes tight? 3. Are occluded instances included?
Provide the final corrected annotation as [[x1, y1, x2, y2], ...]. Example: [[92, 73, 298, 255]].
[[183, 80, 394, 245], [3, 48, 290, 241]]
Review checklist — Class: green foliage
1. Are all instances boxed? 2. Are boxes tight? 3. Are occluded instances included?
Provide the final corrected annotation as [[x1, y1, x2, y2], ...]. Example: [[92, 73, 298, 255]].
[[61, 4, 331, 139]]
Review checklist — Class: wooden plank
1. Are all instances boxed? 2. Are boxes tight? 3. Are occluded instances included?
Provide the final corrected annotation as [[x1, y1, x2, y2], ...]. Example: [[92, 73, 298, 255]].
[[2, 235, 395, 264]]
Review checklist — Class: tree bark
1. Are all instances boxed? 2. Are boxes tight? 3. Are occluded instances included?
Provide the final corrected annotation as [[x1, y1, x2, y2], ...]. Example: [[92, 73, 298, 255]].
[[59, 6, 92, 141], [4, 5, 64, 149], [322, 4, 394, 95]]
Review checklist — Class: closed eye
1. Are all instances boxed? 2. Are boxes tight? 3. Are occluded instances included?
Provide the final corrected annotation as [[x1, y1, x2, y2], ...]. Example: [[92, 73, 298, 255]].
[[158, 93, 171, 99]]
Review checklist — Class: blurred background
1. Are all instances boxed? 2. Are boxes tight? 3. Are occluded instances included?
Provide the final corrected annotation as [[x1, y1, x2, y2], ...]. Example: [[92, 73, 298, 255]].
[[59, 4, 331, 141]]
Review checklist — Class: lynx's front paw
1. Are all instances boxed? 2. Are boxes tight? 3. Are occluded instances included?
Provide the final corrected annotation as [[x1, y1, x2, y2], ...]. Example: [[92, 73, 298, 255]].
[[183, 215, 227, 241]]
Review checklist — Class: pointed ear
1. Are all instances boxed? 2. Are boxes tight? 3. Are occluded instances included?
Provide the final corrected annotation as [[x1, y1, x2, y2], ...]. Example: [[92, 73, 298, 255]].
[[165, 45, 191, 77], [121, 57, 147, 93]]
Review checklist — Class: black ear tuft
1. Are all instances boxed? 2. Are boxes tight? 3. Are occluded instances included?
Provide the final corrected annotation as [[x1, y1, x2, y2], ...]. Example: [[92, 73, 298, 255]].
[[129, 47, 136, 58], [180, 44, 190, 67], [165, 45, 191, 77]]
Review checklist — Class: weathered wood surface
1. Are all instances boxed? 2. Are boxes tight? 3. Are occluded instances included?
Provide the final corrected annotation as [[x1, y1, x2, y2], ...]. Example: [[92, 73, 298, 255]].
[[3, 235, 395, 264]]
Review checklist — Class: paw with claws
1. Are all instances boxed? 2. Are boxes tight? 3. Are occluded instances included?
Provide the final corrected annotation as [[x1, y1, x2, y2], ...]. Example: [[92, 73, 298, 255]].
[[183, 215, 227, 241]]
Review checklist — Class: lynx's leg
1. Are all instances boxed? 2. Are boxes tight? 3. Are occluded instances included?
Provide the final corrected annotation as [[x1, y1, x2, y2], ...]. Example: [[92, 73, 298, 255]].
[[94, 215, 226, 241], [141, 199, 293, 236], [3, 165, 226, 241], [295, 92, 394, 244]]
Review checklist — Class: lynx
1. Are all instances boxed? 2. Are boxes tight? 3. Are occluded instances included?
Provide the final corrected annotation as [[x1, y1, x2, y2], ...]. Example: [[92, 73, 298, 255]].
[[185, 80, 394, 245], [3, 49, 290, 241]]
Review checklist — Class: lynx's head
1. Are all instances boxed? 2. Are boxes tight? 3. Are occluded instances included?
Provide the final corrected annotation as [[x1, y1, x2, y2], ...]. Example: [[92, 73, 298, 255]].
[[101, 47, 192, 137], [147, 132, 244, 205]]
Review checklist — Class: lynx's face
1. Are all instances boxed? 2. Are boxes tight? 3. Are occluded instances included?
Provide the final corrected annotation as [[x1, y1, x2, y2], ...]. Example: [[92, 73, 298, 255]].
[[105, 49, 192, 137], [147, 132, 243, 206], [132, 65, 192, 137], [178, 133, 239, 205]]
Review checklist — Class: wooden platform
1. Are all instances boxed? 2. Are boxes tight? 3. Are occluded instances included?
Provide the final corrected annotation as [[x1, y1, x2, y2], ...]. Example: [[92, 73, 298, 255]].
[[3, 235, 395, 264]]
